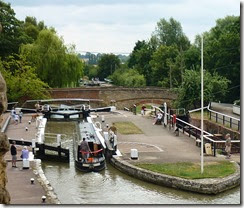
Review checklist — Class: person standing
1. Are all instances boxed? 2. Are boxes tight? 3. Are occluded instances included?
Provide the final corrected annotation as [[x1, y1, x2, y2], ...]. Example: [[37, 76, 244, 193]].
[[21, 146, 29, 159], [225, 133, 232, 159], [141, 105, 146, 116], [80, 138, 91, 162], [10, 141, 17, 167], [19, 111, 23, 123], [14, 113, 19, 125], [11, 107, 16, 121], [108, 123, 117, 135]]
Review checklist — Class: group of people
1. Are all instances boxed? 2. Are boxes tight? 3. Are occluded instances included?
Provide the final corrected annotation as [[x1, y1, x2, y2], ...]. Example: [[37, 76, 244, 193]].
[[11, 108, 23, 124], [10, 141, 29, 168]]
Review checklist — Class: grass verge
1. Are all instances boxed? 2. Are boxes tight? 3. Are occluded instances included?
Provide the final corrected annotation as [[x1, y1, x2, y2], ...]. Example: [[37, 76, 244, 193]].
[[136, 161, 236, 179], [114, 122, 143, 134]]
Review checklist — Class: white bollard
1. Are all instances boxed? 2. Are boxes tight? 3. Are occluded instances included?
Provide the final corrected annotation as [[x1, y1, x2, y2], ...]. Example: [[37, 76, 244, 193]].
[[102, 115, 105, 122], [130, 149, 138, 160], [57, 134, 61, 146]]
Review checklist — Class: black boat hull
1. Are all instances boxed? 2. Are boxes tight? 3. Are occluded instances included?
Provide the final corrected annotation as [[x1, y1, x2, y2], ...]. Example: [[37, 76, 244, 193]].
[[75, 160, 105, 172]]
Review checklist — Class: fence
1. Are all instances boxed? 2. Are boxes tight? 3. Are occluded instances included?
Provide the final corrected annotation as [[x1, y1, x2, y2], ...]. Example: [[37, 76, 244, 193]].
[[151, 105, 240, 156], [207, 106, 240, 131]]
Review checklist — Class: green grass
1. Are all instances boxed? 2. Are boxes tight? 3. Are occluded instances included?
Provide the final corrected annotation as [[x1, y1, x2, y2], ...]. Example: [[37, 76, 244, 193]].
[[114, 122, 143, 134], [190, 111, 209, 120], [136, 161, 236, 179]]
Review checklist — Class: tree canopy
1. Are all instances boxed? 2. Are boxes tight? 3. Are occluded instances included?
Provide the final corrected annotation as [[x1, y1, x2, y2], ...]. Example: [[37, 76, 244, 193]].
[[174, 70, 230, 110], [21, 29, 84, 88], [97, 54, 120, 80], [0, 55, 50, 102]]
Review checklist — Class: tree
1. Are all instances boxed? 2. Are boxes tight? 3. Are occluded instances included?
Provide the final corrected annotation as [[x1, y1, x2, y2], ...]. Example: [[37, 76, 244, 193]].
[[0, 1, 31, 57], [110, 66, 146, 87], [202, 16, 240, 103], [0, 55, 50, 102], [150, 45, 179, 87], [97, 54, 120, 80], [152, 17, 190, 51], [21, 29, 84, 87], [127, 40, 155, 85], [24, 16, 47, 42], [174, 69, 230, 110]]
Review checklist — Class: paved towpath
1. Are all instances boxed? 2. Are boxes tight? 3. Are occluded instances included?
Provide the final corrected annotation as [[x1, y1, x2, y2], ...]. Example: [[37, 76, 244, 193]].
[[3, 113, 50, 204], [95, 110, 240, 164]]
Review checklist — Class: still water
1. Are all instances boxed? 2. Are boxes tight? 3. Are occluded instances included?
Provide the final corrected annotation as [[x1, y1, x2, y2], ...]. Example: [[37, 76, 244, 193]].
[[42, 122, 240, 205]]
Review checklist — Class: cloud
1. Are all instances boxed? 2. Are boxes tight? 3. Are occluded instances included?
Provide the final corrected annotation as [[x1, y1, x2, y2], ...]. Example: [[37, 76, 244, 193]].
[[9, 0, 240, 54]]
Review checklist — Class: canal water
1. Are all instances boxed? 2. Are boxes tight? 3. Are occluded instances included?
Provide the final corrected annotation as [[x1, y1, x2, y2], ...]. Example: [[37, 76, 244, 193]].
[[42, 121, 240, 205]]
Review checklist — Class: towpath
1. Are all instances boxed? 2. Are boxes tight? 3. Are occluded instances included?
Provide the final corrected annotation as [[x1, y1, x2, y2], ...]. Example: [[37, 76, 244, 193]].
[[95, 110, 240, 164], [3, 113, 51, 204]]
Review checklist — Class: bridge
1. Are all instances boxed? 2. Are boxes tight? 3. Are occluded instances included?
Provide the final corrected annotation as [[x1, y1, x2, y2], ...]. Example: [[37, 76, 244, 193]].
[[49, 87, 177, 109]]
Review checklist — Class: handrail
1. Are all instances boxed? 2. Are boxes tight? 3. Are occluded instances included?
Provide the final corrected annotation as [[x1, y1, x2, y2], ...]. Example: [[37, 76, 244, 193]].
[[188, 106, 208, 113], [151, 105, 240, 144], [207, 105, 240, 121]]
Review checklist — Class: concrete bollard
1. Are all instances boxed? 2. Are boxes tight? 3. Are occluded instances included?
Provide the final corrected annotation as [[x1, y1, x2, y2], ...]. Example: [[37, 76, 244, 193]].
[[131, 149, 138, 160], [30, 178, 35, 184], [42, 195, 46, 203]]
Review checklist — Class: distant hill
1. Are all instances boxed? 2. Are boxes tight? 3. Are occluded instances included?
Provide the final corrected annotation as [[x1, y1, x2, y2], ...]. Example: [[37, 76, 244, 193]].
[[78, 52, 129, 65]]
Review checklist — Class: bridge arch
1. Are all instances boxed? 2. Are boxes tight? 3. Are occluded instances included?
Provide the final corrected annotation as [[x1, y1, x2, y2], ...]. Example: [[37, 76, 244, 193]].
[[50, 87, 177, 109]]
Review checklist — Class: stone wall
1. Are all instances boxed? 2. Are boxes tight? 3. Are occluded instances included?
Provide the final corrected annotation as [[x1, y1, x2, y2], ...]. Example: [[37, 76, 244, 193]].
[[190, 118, 240, 140], [0, 72, 8, 204], [110, 156, 240, 195], [50, 87, 177, 109], [0, 133, 10, 204]]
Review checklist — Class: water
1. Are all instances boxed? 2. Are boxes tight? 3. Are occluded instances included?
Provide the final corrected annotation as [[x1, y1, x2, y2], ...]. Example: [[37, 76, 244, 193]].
[[42, 121, 240, 205]]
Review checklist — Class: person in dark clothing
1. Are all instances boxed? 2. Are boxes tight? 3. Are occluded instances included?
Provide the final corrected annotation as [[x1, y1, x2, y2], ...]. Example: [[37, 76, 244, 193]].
[[10, 141, 17, 167]]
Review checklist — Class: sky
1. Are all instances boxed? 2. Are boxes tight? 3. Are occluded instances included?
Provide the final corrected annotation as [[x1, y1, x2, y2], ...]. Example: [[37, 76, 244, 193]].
[[5, 0, 240, 54]]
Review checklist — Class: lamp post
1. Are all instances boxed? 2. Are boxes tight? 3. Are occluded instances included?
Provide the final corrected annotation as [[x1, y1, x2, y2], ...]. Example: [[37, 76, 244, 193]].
[[201, 35, 204, 174]]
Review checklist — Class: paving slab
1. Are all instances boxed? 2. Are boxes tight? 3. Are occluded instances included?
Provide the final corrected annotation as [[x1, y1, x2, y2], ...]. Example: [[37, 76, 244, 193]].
[[94, 110, 240, 164], [3, 113, 51, 204]]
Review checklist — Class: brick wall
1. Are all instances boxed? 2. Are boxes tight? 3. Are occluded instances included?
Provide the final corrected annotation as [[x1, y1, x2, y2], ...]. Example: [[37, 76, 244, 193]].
[[49, 87, 177, 109]]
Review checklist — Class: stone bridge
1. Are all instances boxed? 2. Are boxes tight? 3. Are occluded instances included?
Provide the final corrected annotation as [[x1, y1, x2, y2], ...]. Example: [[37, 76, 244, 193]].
[[49, 87, 177, 109]]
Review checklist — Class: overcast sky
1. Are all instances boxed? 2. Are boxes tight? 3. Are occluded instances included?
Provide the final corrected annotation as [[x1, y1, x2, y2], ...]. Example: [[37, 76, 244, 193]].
[[6, 0, 240, 54]]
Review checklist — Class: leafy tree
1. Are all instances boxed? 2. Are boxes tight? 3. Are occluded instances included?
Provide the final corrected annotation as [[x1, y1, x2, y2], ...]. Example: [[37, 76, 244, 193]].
[[202, 16, 240, 103], [0, 55, 50, 102], [23, 16, 47, 42], [183, 45, 200, 71], [174, 69, 230, 110], [110, 67, 146, 87], [127, 40, 155, 85], [150, 45, 179, 87], [97, 54, 120, 80], [83, 64, 98, 79], [0, 1, 31, 57], [152, 17, 190, 51], [21, 29, 84, 87]]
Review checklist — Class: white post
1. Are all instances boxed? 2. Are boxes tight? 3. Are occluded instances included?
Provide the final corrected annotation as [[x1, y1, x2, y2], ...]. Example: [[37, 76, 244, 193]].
[[57, 134, 61, 146], [201, 35, 204, 174], [164, 102, 167, 126]]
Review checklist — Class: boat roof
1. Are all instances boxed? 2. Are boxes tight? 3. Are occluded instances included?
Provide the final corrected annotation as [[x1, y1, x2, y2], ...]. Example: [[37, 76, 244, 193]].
[[78, 122, 101, 144]]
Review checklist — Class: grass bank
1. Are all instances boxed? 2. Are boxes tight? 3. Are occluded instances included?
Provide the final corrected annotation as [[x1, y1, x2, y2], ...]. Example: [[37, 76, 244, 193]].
[[114, 122, 143, 134], [136, 161, 236, 179]]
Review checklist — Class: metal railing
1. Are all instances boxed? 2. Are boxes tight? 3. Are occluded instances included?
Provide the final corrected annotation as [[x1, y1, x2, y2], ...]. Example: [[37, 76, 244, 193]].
[[151, 105, 240, 156], [207, 105, 240, 131]]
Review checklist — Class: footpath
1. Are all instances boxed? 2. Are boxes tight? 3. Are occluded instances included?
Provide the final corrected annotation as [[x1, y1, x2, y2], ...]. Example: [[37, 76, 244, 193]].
[[3, 113, 51, 204], [97, 110, 240, 165]]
